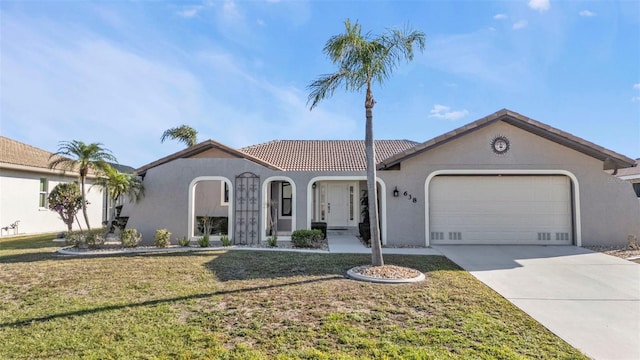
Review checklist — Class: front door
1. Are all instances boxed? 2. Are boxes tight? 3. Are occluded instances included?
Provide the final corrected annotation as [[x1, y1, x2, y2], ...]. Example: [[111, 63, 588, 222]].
[[327, 183, 350, 227]]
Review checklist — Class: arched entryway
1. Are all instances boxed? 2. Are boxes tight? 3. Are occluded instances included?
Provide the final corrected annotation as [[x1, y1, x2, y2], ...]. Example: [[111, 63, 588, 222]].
[[262, 176, 296, 241], [188, 176, 233, 240], [307, 176, 387, 244]]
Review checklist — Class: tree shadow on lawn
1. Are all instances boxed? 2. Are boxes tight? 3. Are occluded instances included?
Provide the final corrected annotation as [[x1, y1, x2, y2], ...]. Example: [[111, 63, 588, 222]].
[[201, 250, 460, 282], [1, 251, 462, 329], [0, 275, 344, 328]]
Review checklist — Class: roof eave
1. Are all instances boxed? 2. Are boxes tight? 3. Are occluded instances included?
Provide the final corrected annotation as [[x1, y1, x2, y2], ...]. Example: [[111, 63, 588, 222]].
[[0, 162, 101, 179], [135, 140, 283, 176]]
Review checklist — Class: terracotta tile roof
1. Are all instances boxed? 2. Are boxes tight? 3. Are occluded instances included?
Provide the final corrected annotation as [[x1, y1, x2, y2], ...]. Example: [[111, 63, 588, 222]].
[[240, 140, 419, 171], [0, 136, 63, 170], [0, 136, 112, 177]]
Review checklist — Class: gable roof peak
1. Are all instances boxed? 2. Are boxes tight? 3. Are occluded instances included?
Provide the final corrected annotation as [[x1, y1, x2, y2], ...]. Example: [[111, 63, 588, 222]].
[[135, 138, 282, 175], [378, 109, 635, 170]]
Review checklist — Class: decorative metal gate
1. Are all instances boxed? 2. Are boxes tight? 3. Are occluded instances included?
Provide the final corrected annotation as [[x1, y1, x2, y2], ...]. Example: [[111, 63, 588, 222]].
[[234, 172, 260, 245]]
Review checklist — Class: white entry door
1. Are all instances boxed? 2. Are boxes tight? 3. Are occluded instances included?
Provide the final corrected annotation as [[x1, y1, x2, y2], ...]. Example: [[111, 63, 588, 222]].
[[327, 183, 350, 227]]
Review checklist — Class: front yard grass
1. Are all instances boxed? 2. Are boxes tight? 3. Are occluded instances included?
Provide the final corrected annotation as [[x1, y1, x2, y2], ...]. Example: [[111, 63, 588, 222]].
[[0, 235, 586, 359]]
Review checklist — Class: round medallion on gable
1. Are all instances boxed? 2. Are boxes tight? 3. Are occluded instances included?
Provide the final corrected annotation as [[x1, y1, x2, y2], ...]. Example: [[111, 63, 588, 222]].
[[490, 135, 510, 155]]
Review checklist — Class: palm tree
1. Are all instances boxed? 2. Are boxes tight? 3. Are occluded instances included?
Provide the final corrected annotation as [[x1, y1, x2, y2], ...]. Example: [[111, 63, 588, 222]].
[[161, 125, 198, 147], [49, 140, 117, 230], [308, 19, 425, 266], [93, 165, 145, 223]]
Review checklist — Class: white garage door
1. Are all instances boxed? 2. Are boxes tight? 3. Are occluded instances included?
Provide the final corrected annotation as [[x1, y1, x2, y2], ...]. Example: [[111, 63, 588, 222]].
[[429, 175, 573, 245]]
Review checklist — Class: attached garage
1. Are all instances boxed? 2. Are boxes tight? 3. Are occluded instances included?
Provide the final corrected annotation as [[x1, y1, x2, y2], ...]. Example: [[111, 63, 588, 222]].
[[428, 175, 574, 245]]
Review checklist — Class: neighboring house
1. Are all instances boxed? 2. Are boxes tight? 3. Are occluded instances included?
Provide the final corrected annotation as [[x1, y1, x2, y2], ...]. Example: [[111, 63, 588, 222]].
[[0, 136, 106, 235], [616, 159, 640, 204], [124, 109, 640, 247]]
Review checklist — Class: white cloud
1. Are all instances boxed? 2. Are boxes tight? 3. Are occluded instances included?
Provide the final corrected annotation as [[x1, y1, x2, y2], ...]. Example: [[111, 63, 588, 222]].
[[222, 1, 241, 22], [513, 20, 528, 30], [0, 15, 357, 167], [493, 14, 508, 20], [528, 0, 550, 12], [579, 10, 595, 17], [633, 83, 640, 90], [428, 105, 469, 121], [633, 97, 640, 103], [177, 5, 205, 18]]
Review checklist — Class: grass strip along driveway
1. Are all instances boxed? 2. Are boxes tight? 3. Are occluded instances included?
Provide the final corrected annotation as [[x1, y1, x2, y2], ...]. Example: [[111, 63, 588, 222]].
[[0, 235, 586, 359]]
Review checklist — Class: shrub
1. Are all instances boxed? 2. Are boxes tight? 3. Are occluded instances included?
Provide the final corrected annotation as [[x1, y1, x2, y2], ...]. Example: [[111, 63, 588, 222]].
[[267, 235, 277, 247], [85, 228, 106, 249], [63, 229, 105, 248], [291, 229, 323, 248], [154, 229, 171, 247], [220, 235, 231, 247], [47, 182, 85, 231], [198, 234, 210, 248], [120, 229, 142, 248], [177, 236, 190, 247], [64, 230, 86, 248]]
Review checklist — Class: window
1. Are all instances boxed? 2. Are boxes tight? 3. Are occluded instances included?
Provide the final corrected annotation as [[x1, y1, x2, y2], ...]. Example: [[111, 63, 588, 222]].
[[39, 178, 48, 208], [633, 183, 640, 198], [221, 181, 229, 205], [281, 182, 292, 217]]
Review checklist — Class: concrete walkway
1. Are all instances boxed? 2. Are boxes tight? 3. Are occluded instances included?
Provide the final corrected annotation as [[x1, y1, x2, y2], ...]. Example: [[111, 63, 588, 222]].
[[434, 245, 640, 360], [327, 234, 442, 255]]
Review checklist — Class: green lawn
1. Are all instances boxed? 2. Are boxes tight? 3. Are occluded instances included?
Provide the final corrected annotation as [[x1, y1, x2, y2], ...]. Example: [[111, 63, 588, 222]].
[[0, 235, 586, 359]]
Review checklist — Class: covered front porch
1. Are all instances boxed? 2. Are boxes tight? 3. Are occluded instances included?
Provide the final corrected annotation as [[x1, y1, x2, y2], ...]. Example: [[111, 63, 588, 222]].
[[307, 177, 386, 245]]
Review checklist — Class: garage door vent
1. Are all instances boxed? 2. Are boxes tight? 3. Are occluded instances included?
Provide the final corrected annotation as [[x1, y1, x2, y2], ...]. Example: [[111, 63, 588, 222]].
[[556, 232, 569, 241], [430, 232, 444, 240], [537, 232, 551, 241], [448, 232, 462, 240]]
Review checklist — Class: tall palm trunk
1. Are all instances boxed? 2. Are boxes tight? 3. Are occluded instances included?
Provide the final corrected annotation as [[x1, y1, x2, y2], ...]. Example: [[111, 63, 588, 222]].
[[365, 84, 383, 266], [80, 175, 91, 231]]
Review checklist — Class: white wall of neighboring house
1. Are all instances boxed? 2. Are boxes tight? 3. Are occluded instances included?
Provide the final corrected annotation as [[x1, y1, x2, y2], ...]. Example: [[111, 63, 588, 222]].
[[0, 168, 105, 236]]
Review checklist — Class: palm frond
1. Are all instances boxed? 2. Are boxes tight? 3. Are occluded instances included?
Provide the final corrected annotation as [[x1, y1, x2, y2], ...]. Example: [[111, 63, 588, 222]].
[[307, 69, 350, 109], [309, 19, 425, 110], [161, 125, 198, 147], [93, 166, 145, 203]]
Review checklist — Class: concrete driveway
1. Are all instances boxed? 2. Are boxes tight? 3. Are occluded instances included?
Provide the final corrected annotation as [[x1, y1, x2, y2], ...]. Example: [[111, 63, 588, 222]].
[[433, 245, 640, 360]]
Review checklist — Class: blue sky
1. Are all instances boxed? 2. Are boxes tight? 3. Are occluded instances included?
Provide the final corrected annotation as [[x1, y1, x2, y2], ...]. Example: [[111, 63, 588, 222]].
[[1, 0, 639, 168]]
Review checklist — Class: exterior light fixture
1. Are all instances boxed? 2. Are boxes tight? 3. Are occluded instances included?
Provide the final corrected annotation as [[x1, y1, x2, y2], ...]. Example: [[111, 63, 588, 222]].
[[393, 186, 399, 197]]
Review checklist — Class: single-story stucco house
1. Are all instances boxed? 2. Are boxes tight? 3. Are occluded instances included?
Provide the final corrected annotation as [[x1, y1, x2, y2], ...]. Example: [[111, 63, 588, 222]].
[[0, 136, 107, 235], [124, 109, 640, 247]]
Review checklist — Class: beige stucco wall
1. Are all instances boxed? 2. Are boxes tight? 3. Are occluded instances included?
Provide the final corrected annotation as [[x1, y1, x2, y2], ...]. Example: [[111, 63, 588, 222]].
[[0, 168, 105, 235], [123, 158, 366, 244], [378, 121, 640, 247], [193, 180, 229, 217], [125, 119, 638, 247]]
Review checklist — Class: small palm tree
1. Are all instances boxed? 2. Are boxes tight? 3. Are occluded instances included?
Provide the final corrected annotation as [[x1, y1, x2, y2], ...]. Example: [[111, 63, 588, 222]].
[[49, 140, 117, 230], [161, 125, 198, 147], [93, 166, 145, 223], [308, 19, 425, 266]]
